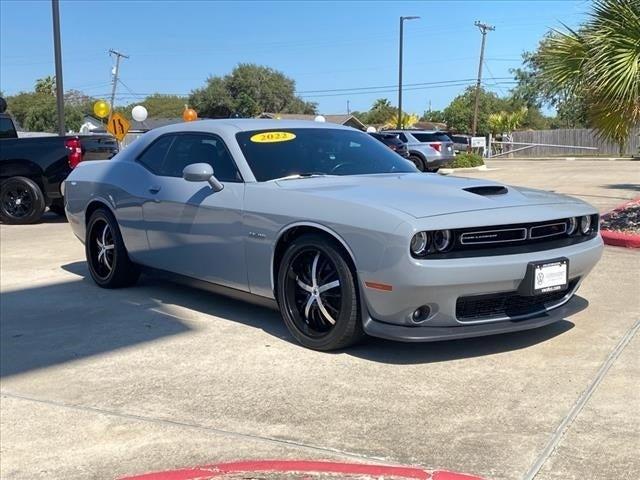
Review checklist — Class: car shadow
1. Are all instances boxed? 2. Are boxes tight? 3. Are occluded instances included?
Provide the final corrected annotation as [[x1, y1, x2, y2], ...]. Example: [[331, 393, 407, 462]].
[[602, 183, 640, 192], [59, 261, 584, 366]]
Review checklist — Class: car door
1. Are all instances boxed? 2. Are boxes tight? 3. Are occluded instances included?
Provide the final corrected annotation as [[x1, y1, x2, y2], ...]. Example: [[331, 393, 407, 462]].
[[139, 132, 248, 291]]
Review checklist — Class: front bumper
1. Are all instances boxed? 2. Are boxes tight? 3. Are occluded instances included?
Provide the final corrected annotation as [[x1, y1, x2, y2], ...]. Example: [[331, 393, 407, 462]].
[[359, 235, 603, 341], [363, 294, 587, 342]]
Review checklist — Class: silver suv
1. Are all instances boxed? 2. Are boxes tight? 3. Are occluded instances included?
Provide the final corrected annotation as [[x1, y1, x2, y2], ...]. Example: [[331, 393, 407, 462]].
[[384, 130, 455, 172]]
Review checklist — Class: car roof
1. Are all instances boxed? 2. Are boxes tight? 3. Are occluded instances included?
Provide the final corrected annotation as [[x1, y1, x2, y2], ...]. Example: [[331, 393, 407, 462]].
[[149, 118, 356, 136], [385, 129, 442, 134]]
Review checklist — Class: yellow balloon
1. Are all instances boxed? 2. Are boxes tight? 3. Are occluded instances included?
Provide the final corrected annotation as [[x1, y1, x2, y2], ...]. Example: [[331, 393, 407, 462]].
[[93, 100, 110, 119]]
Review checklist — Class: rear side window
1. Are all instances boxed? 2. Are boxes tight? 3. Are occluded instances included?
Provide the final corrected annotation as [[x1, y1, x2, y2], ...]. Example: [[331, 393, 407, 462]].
[[137, 135, 174, 174], [0, 117, 17, 139], [412, 132, 452, 143], [157, 133, 242, 182]]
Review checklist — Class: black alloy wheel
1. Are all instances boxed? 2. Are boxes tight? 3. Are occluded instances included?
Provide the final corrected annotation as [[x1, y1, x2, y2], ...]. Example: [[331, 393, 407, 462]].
[[86, 209, 140, 288], [0, 176, 45, 224], [277, 234, 363, 350]]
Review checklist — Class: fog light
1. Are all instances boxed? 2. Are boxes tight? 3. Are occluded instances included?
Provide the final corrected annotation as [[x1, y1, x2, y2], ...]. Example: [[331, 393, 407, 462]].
[[411, 305, 431, 323]]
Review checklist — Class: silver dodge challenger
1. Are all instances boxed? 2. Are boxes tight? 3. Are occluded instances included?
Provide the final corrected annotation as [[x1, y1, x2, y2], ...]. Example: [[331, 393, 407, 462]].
[[64, 120, 603, 350]]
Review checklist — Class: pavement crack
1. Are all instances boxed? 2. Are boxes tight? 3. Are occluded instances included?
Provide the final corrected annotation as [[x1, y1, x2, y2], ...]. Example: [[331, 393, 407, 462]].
[[0, 390, 397, 467], [522, 317, 640, 480]]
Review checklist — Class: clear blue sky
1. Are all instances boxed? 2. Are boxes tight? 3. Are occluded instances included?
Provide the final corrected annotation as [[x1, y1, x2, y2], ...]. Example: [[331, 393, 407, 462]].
[[0, 0, 589, 115]]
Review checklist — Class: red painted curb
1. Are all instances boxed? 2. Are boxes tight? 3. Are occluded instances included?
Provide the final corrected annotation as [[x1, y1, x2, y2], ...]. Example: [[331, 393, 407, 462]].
[[118, 460, 484, 480], [600, 197, 640, 249]]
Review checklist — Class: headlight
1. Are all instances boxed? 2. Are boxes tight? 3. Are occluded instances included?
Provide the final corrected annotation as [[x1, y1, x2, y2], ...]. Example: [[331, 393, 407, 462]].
[[567, 217, 578, 235], [580, 215, 592, 235], [410, 231, 430, 256], [433, 229, 453, 252]]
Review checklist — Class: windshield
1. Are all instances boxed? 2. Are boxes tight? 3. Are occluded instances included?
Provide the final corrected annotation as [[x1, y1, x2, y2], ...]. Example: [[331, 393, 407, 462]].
[[236, 128, 417, 181]]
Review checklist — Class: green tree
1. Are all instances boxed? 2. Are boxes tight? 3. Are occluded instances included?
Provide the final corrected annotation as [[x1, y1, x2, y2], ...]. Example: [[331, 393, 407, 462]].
[[123, 94, 187, 119], [443, 86, 509, 134], [7, 91, 87, 132], [535, 0, 639, 149], [189, 64, 317, 118], [420, 109, 446, 123], [354, 98, 397, 125], [34, 76, 56, 96]]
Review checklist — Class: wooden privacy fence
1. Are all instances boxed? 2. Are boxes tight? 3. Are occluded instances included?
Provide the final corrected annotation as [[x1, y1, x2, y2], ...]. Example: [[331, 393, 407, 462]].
[[510, 127, 639, 156]]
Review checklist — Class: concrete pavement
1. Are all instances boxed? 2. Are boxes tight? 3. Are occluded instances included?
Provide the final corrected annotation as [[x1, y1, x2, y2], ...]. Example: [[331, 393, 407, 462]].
[[1, 160, 639, 480]]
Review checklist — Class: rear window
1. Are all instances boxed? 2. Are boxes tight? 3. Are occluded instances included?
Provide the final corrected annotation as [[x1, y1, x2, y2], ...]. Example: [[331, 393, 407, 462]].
[[412, 132, 452, 143], [0, 116, 17, 139]]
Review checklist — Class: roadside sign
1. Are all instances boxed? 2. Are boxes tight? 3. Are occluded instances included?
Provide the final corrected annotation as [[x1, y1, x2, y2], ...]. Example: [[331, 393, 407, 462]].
[[107, 113, 130, 142], [471, 136, 486, 148]]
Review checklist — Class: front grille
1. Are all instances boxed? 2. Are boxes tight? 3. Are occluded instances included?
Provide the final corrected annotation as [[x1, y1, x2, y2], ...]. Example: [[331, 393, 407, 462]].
[[456, 279, 578, 322]]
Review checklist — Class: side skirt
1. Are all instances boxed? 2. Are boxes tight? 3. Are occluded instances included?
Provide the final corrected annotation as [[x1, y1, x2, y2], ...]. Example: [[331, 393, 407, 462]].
[[139, 266, 279, 311]]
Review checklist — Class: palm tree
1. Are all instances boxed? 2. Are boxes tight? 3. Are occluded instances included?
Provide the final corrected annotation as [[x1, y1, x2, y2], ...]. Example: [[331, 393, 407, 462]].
[[537, 0, 640, 152], [488, 107, 528, 135], [35, 76, 56, 96], [384, 112, 418, 129]]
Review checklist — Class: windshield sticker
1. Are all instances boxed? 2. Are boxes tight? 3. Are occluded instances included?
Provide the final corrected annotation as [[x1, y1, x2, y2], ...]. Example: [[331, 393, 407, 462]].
[[250, 132, 296, 143]]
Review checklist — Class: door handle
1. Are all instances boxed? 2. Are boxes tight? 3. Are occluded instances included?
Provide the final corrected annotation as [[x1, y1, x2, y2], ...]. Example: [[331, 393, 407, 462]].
[[148, 185, 161, 194]]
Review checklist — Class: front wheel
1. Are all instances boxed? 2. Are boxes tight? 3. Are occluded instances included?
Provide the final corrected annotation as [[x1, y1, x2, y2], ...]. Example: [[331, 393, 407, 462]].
[[86, 209, 140, 288], [277, 234, 364, 351]]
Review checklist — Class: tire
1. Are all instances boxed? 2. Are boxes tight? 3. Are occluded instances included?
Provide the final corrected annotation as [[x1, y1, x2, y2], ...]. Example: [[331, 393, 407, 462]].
[[409, 155, 425, 172], [48, 199, 66, 216], [277, 234, 364, 351], [85, 208, 140, 288], [0, 176, 45, 224]]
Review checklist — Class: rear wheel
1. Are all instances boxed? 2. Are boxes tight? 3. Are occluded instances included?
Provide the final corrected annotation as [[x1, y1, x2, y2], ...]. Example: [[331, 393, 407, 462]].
[[277, 234, 363, 351], [86, 209, 140, 288], [0, 176, 45, 224], [409, 155, 425, 172]]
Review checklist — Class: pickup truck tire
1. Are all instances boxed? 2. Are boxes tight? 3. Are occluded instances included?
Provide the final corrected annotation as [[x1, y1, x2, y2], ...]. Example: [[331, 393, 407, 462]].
[[0, 176, 46, 224], [408, 155, 425, 172], [86, 208, 140, 288]]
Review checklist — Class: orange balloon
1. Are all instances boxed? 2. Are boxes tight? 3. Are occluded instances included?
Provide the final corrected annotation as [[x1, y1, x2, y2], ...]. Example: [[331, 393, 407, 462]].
[[183, 108, 197, 122]]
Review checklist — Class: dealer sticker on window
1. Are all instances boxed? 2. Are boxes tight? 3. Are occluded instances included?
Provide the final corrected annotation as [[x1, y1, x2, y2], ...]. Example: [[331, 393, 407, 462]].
[[533, 260, 568, 293], [250, 132, 296, 143]]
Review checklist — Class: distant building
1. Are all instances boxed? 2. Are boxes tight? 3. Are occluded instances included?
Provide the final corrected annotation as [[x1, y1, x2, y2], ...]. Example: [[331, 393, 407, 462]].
[[257, 112, 367, 131]]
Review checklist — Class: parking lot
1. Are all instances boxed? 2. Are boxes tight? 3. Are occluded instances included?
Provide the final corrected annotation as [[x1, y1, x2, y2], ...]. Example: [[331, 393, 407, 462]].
[[1, 159, 638, 480]]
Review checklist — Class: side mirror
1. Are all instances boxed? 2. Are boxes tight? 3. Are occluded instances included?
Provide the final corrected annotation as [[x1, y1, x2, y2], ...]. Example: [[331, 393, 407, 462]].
[[182, 163, 224, 192]]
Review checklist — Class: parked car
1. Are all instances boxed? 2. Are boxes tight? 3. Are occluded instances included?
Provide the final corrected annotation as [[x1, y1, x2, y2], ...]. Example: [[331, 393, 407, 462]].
[[384, 129, 455, 172], [64, 119, 603, 351], [368, 132, 410, 158], [448, 133, 472, 154], [0, 110, 118, 224]]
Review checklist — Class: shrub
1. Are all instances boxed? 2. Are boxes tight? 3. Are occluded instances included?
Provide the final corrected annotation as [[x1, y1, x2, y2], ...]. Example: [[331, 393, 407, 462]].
[[449, 152, 484, 169]]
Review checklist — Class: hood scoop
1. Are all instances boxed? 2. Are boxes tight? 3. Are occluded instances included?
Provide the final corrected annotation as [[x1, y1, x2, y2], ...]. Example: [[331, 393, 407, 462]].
[[464, 185, 508, 196]]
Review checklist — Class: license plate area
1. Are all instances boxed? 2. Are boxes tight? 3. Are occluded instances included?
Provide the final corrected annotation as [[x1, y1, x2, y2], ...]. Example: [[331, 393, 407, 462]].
[[518, 257, 569, 296]]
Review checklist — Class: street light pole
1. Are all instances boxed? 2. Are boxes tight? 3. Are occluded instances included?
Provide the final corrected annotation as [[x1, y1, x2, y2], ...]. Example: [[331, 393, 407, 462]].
[[397, 15, 420, 129], [51, 0, 65, 136]]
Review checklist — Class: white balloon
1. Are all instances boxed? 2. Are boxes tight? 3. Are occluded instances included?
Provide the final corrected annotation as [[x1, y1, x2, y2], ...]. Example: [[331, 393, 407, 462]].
[[314, 115, 326, 123], [366, 126, 376, 133], [131, 105, 148, 122]]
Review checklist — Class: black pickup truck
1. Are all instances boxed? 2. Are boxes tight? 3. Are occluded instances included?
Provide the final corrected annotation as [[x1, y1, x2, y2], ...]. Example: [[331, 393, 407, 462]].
[[0, 109, 118, 224]]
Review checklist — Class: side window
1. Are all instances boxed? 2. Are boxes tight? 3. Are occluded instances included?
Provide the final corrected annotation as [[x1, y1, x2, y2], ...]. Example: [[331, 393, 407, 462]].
[[159, 133, 242, 182], [137, 135, 174, 174], [398, 133, 408, 142]]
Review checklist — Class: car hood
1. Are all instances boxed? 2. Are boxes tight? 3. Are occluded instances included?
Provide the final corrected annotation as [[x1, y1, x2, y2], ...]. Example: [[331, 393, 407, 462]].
[[275, 173, 585, 218]]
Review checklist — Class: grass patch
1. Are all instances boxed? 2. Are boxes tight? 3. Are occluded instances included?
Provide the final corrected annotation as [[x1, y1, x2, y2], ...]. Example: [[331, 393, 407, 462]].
[[449, 152, 484, 168]]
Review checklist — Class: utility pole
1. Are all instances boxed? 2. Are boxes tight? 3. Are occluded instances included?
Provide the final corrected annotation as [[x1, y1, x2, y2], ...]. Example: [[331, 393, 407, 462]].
[[471, 21, 494, 136], [397, 15, 420, 129], [108, 49, 129, 120], [347, 100, 350, 115], [51, 0, 65, 136]]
